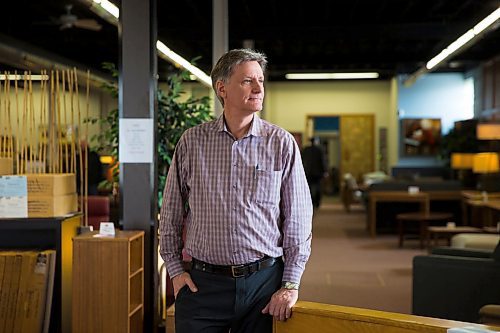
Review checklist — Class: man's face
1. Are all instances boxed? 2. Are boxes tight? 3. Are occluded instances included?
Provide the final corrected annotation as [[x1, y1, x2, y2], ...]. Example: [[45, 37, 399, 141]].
[[217, 61, 264, 115]]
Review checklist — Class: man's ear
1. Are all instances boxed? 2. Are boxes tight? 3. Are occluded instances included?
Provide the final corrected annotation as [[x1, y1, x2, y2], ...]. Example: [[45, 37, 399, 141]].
[[216, 80, 226, 99]]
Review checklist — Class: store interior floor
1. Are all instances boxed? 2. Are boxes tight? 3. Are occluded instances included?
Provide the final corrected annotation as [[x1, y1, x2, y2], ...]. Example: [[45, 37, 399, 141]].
[[300, 196, 426, 314]]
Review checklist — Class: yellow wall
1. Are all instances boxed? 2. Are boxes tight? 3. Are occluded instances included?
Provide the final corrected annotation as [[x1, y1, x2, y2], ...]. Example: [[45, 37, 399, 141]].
[[153, 79, 401, 171], [264, 80, 398, 170]]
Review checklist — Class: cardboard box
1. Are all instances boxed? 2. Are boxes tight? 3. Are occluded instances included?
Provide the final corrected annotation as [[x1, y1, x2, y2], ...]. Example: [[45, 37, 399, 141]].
[[0, 251, 55, 333], [28, 193, 78, 218], [26, 173, 76, 196], [0, 157, 13, 176]]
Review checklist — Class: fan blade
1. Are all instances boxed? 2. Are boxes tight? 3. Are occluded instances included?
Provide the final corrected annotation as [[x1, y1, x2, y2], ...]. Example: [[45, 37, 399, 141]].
[[74, 19, 102, 31]]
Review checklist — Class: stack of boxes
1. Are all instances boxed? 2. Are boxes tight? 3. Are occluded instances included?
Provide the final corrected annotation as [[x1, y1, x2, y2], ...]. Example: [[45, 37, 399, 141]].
[[0, 157, 13, 176], [26, 173, 77, 218], [0, 250, 56, 333]]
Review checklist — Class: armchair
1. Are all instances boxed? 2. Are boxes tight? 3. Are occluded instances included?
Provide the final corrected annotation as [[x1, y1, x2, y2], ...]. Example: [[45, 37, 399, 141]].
[[412, 242, 500, 323], [86, 195, 110, 230]]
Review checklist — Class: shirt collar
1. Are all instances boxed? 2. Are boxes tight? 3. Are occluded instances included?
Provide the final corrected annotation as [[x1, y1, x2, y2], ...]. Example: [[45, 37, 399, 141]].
[[213, 113, 267, 138]]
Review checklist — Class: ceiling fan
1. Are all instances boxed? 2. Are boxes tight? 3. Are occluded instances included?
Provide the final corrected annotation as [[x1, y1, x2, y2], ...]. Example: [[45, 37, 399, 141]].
[[55, 4, 102, 31]]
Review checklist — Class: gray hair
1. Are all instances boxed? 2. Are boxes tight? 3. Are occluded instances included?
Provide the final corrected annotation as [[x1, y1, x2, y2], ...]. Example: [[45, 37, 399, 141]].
[[210, 49, 267, 106]]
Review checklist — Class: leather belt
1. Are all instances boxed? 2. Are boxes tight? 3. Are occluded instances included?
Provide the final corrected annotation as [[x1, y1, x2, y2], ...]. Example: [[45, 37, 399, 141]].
[[191, 256, 278, 278]]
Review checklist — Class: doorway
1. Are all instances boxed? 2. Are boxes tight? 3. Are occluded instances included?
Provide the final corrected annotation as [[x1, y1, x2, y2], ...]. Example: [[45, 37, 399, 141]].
[[306, 114, 375, 190]]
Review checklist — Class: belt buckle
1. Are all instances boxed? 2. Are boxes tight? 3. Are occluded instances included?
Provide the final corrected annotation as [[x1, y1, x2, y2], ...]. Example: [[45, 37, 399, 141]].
[[231, 264, 246, 278]]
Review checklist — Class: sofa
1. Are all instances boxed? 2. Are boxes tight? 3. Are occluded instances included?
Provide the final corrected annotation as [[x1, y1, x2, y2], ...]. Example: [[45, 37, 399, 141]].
[[412, 241, 500, 322]]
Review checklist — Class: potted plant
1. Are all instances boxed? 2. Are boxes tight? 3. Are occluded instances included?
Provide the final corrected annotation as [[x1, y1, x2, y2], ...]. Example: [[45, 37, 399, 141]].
[[90, 63, 213, 208]]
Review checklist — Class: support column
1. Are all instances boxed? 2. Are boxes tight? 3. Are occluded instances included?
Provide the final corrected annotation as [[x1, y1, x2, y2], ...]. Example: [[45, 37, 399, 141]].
[[213, 0, 228, 116], [119, 0, 158, 331]]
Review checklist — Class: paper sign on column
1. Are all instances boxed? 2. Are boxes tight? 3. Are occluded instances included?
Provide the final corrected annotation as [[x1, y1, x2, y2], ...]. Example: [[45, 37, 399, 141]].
[[119, 118, 154, 163], [0, 176, 28, 218]]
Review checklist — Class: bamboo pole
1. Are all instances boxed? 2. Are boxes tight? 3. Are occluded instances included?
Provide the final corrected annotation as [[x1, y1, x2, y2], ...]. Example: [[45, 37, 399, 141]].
[[21, 72, 28, 174], [37, 71, 45, 173], [6, 72, 13, 159], [68, 69, 76, 174], [62, 69, 68, 172], [73, 68, 84, 217], [28, 72, 35, 174], [41, 70, 48, 172], [1, 72, 6, 157], [0, 73, 4, 157], [84, 70, 91, 226], [14, 71, 20, 173], [56, 70, 63, 173]]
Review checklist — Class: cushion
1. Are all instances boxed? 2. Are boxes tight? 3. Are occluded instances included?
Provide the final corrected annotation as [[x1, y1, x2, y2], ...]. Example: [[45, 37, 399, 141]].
[[451, 233, 500, 250]]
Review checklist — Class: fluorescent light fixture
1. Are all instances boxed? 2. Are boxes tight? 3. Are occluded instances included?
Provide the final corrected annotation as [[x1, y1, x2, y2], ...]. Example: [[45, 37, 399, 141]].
[[473, 7, 500, 34], [95, 0, 119, 18], [156, 41, 212, 87], [285, 72, 379, 80], [426, 6, 500, 70], [88, 0, 210, 86], [0, 74, 49, 81]]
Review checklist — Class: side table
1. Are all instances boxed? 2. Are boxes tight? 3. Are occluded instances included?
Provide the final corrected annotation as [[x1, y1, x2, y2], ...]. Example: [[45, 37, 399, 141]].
[[396, 212, 453, 249]]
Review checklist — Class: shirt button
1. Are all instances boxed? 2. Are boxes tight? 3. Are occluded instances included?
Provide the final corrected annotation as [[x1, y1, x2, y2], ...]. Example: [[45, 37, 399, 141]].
[[232, 184, 237, 189]]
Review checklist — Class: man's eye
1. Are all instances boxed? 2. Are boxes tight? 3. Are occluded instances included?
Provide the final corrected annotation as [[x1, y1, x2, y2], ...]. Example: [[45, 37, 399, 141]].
[[243, 79, 251, 83]]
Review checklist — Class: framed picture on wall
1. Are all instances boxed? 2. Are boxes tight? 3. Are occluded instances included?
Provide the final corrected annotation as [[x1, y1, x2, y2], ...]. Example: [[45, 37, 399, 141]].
[[400, 118, 441, 156]]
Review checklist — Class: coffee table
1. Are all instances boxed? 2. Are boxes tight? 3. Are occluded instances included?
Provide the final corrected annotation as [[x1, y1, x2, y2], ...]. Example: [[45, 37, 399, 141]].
[[396, 212, 453, 249]]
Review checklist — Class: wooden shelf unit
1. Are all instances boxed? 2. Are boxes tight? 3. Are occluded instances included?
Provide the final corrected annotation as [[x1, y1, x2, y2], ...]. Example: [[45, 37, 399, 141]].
[[72, 230, 145, 333], [0, 213, 81, 333]]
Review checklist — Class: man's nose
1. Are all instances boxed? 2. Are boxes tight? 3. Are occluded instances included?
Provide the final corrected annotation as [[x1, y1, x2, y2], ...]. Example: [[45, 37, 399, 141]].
[[252, 81, 263, 91]]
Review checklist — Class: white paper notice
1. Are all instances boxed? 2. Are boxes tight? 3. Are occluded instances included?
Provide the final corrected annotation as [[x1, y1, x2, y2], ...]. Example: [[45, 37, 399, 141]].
[[119, 118, 154, 163]]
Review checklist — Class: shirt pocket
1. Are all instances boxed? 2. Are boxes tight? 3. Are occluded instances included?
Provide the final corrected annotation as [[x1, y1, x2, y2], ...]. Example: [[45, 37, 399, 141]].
[[254, 168, 282, 205]]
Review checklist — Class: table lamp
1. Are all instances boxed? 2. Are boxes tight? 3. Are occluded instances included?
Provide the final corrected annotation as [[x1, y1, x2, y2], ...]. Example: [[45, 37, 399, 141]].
[[477, 123, 500, 140], [451, 153, 475, 169], [473, 152, 500, 192], [451, 153, 475, 188], [473, 152, 499, 174]]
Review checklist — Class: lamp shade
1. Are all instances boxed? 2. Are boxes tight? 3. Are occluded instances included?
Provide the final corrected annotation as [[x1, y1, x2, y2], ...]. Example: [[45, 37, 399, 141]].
[[472, 153, 500, 173], [477, 123, 500, 140], [451, 153, 475, 169]]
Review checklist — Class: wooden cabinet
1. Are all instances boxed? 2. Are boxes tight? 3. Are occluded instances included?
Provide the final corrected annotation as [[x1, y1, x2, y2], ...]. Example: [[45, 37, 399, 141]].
[[72, 230, 144, 333]]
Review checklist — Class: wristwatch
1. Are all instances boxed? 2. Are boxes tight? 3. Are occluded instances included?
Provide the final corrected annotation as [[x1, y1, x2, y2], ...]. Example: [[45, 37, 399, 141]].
[[281, 281, 300, 290]]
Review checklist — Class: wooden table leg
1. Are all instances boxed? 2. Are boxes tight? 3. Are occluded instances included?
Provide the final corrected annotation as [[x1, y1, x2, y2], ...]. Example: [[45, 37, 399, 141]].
[[419, 220, 428, 249], [398, 218, 404, 248]]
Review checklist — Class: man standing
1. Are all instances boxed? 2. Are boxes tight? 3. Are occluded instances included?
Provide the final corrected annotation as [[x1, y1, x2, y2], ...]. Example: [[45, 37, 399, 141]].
[[302, 137, 327, 208], [159, 49, 313, 333]]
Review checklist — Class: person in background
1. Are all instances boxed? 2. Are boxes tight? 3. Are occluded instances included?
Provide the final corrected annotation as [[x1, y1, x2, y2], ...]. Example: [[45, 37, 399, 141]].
[[159, 49, 313, 333], [302, 136, 327, 208]]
